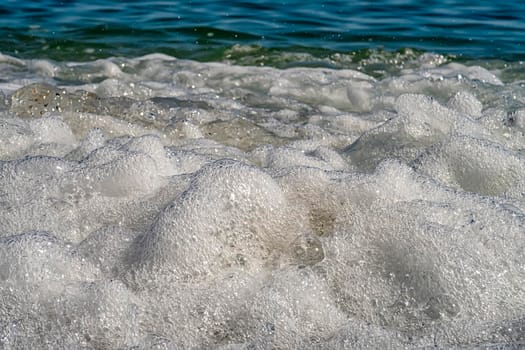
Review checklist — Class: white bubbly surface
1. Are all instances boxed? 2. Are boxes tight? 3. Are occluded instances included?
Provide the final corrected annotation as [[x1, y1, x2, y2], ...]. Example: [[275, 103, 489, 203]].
[[1, 53, 525, 349]]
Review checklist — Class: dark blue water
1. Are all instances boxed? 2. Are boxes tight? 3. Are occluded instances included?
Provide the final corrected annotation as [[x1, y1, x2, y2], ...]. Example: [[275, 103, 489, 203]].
[[1, 0, 525, 62]]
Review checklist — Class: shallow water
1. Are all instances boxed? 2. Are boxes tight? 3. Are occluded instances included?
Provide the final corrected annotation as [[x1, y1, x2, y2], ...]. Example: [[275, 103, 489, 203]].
[[2, 1, 525, 349]]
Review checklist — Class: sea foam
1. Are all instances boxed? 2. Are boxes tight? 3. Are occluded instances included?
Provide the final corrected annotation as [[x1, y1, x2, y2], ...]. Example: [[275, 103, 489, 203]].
[[0, 53, 524, 349]]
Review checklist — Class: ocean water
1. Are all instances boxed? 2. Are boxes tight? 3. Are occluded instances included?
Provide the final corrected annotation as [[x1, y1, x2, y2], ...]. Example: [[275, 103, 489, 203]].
[[2, 0, 525, 62], [1, 1, 525, 349]]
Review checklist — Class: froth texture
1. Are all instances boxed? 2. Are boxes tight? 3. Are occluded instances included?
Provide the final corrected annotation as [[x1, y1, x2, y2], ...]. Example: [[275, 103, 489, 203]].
[[1, 54, 525, 349], [129, 160, 294, 285]]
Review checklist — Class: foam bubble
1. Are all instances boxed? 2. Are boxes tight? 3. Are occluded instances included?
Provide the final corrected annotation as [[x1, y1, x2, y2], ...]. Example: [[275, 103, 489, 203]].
[[413, 135, 525, 197], [447, 91, 483, 117], [243, 266, 346, 348], [0, 231, 99, 288], [129, 160, 295, 286]]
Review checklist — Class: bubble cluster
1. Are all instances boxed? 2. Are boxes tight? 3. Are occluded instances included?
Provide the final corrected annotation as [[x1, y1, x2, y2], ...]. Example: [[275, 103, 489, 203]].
[[0, 54, 524, 349]]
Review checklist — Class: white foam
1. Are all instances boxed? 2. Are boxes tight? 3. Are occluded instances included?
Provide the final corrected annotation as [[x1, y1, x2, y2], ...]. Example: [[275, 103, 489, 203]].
[[447, 91, 483, 117], [1, 54, 524, 348], [413, 135, 525, 197], [129, 160, 294, 286]]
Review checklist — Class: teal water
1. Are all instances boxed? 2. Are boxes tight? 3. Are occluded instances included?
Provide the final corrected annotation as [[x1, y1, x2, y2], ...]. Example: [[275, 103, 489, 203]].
[[2, 0, 525, 63]]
